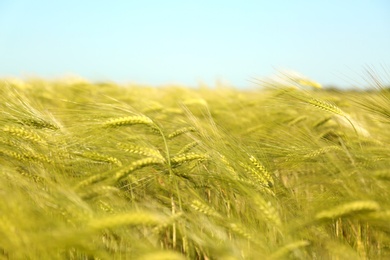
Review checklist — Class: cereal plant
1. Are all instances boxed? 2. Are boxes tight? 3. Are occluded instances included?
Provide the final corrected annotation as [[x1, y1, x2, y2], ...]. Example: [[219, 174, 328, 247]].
[[0, 77, 389, 259]]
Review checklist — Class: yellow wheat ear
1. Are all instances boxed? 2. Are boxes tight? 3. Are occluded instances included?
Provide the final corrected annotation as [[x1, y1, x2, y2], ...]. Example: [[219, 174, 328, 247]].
[[284, 70, 322, 89], [262, 70, 322, 89], [295, 78, 322, 89]]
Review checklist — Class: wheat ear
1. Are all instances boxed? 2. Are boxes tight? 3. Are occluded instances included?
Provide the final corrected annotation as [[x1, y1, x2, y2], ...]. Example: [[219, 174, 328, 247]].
[[254, 196, 281, 228], [229, 223, 253, 240], [239, 161, 273, 189], [316, 200, 380, 220], [87, 212, 161, 231], [0, 148, 52, 163], [79, 151, 122, 166], [3, 126, 46, 144], [114, 157, 165, 181], [307, 98, 346, 116], [177, 141, 200, 154], [307, 98, 364, 137], [249, 155, 274, 187], [170, 152, 207, 166], [303, 146, 343, 159], [168, 127, 197, 139], [79, 185, 119, 200], [191, 200, 221, 218], [117, 143, 164, 160], [103, 115, 153, 127], [22, 118, 59, 130]]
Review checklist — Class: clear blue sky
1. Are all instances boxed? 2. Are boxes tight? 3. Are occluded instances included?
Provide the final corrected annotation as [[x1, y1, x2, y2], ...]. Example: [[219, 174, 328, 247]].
[[0, 0, 389, 88]]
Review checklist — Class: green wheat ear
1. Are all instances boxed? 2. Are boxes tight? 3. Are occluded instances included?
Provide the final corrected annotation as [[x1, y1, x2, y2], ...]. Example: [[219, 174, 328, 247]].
[[170, 152, 208, 166], [117, 143, 164, 160], [168, 127, 197, 139], [114, 157, 165, 181], [177, 140, 200, 154], [316, 200, 380, 220], [78, 151, 122, 166], [191, 200, 221, 218], [87, 212, 162, 231], [2, 125, 46, 145]]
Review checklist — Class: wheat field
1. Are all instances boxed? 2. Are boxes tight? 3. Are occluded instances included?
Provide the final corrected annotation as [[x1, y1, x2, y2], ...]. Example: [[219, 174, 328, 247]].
[[0, 78, 389, 259]]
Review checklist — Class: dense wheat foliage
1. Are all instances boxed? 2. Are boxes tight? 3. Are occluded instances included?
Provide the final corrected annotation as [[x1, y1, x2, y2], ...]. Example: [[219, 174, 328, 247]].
[[0, 78, 389, 259]]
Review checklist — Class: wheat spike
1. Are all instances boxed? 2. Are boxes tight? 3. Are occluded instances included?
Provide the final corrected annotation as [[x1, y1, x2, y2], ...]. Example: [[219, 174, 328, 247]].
[[229, 223, 253, 240], [307, 98, 346, 116], [168, 127, 197, 139], [22, 118, 59, 130], [103, 115, 153, 127], [316, 200, 380, 220], [117, 143, 164, 160], [191, 200, 221, 218], [303, 146, 343, 159], [114, 157, 165, 181], [254, 196, 281, 228], [177, 141, 200, 154], [239, 161, 273, 189], [24, 152, 52, 163], [76, 172, 110, 189], [17, 169, 44, 184], [79, 151, 122, 166], [0, 148, 25, 161], [98, 200, 114, 213], [170, 152, 207, 166], [3, 125, 46, 144], [0, 148, 51, 163], [79, 185, 119, 199], [87, 212, 161, 231], [249, 155, 274, 187]]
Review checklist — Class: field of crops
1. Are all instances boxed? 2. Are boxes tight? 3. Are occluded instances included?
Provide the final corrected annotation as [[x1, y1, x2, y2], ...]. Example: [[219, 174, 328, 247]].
[[0, 78, 389, 259]]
